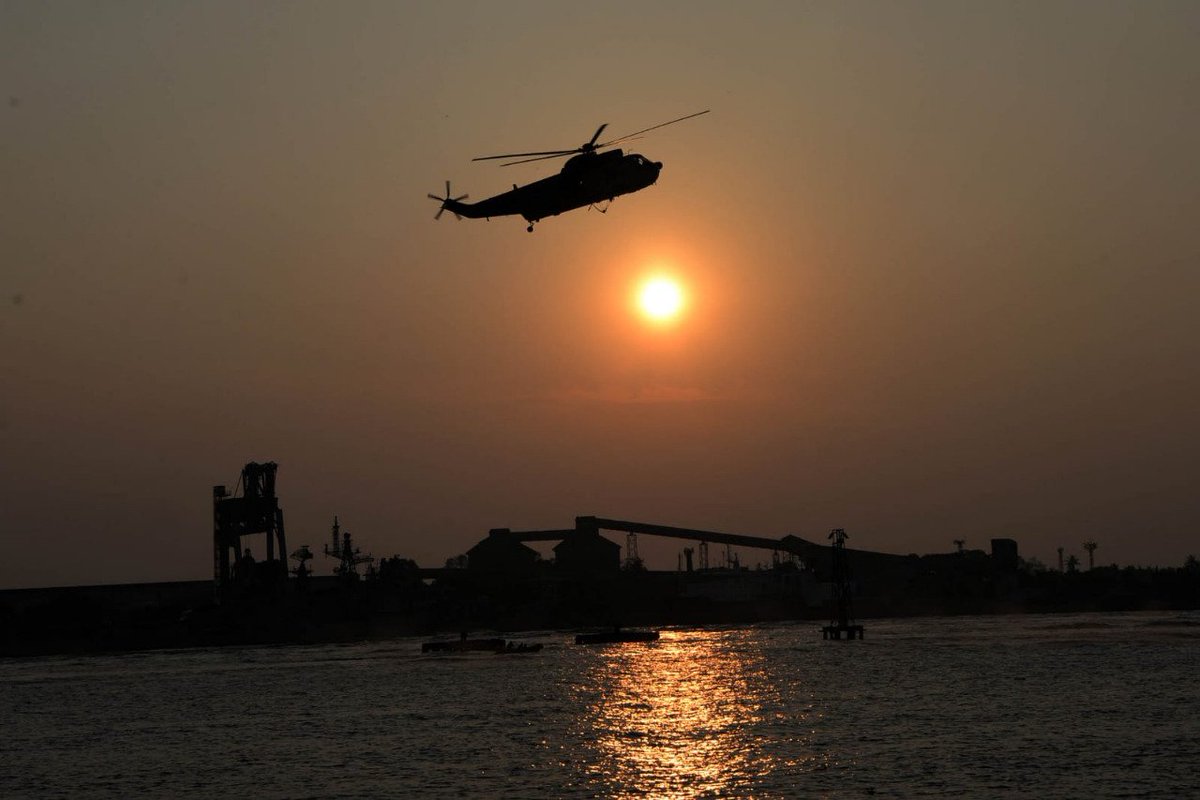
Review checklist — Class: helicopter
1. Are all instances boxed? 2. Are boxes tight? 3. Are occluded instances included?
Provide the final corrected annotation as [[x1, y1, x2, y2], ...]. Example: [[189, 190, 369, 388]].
[[428, 109, 709, 232]]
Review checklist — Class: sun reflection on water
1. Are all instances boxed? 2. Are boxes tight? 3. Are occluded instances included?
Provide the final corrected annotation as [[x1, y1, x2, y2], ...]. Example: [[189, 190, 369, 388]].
[[567, 629, 836, 797]]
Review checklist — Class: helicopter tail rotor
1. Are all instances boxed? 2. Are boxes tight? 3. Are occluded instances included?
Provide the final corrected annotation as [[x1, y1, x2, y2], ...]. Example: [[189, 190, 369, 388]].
[[428, 180, 468, 220]]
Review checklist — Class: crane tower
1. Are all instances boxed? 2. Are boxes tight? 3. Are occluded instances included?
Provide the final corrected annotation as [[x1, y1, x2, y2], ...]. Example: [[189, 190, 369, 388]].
[[212, 461, 288, 602]]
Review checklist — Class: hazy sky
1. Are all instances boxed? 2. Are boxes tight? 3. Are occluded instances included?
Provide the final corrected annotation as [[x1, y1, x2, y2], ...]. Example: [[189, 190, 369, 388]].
[[3, 1, 1198, 588]]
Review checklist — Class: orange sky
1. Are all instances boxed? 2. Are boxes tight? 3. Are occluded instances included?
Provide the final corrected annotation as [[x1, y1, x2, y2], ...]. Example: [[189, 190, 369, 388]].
[[2, 2, 1198, 587]]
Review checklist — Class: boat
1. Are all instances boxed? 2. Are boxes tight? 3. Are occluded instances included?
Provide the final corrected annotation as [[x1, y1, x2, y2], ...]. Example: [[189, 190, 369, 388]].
[[574, 629, 659, 645], [499, 642, 544, 654], [421, 637, 507, 653]]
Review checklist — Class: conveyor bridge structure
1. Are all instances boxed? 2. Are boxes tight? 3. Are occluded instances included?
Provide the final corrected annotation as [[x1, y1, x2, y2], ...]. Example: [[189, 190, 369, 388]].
[[484, 516, 857, 573]]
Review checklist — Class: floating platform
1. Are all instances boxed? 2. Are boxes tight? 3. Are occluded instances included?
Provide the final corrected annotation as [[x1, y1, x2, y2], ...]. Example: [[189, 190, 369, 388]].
[[575, 630, 659, 645], [821, 624, 864, 640]]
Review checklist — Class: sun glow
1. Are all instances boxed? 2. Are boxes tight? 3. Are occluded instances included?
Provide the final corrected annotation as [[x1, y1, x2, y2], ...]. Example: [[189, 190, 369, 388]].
[[638, 276, 685, 322], [571, 629, 813, 797]]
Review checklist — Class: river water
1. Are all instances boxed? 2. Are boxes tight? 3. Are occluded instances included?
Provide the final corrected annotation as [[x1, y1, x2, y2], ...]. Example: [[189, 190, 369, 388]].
[[3, 611, 1197, 798]]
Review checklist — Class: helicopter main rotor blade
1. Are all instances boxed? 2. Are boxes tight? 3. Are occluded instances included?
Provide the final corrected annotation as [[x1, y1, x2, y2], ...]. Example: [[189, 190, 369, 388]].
[[498, 152, 580, 167], [473, 123, 608, 162], [586, 123, 608, 149], [472, 149, 578, 162], [471, 111, 707, 165], [597, 109, 710, 149]]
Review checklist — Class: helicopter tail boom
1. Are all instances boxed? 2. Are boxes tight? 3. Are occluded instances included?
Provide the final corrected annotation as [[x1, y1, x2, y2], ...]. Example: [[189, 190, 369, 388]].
[[440, 196, 487, 219]]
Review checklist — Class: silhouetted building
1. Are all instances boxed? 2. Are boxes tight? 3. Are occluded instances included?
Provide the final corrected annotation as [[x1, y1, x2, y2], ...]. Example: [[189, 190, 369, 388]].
[[991, 538, 1019, 571], [468, 529, 539, 574], [553, 532, 621, 573]]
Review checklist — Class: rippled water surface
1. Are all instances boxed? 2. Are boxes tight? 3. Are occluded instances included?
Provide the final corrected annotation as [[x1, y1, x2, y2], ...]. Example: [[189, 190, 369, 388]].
[[3, 612, 1198, 798]]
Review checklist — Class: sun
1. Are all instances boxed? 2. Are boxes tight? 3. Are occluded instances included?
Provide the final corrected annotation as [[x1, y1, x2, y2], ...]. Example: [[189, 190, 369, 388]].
[[638, 276, 685, 322]]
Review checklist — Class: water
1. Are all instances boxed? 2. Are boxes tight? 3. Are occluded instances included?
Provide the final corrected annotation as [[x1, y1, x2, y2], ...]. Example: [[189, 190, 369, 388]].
[[3, 612, 1198, 798]]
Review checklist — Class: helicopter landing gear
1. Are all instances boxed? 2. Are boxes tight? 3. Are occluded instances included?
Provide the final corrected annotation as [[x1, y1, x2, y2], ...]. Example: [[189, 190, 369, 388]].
[[527, 224, 534, 233]]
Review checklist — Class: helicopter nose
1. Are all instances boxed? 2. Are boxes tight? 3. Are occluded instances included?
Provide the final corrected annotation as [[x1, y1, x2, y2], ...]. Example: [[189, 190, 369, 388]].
[[654, 161, 663, 170]]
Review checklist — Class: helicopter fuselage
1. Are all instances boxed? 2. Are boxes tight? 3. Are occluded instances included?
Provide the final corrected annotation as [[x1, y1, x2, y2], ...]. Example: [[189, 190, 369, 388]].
[[444, 149, 662, 227]]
